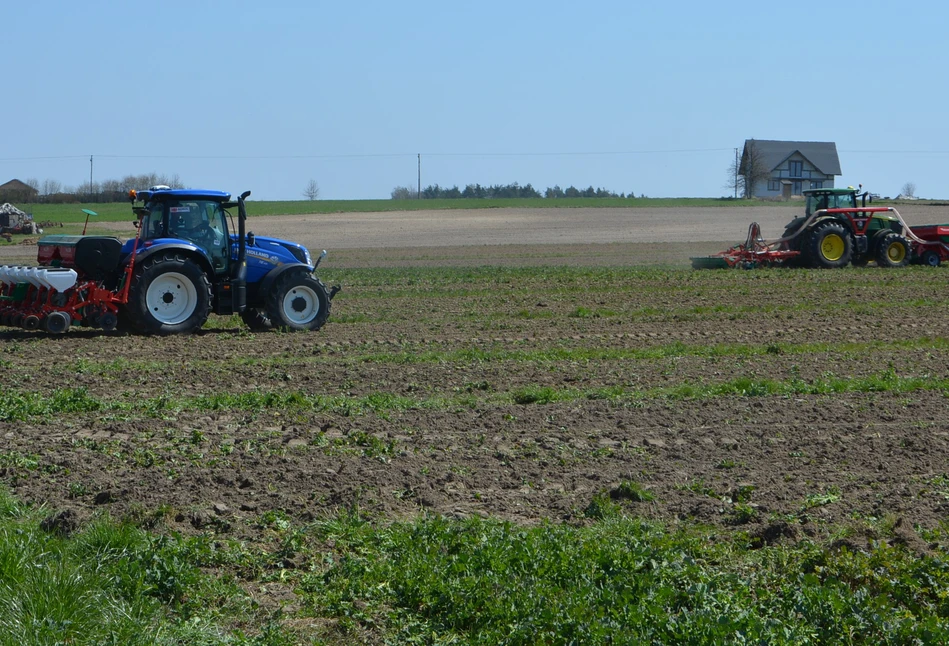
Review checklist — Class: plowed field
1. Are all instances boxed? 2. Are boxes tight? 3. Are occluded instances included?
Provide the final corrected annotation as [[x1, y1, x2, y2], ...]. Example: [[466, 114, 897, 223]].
[[2, 204, 949, 554]]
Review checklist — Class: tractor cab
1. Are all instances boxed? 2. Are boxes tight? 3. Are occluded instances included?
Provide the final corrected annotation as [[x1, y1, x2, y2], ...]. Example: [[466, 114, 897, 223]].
[[133, 189, 232, 275], [804, 187, 865, 218]]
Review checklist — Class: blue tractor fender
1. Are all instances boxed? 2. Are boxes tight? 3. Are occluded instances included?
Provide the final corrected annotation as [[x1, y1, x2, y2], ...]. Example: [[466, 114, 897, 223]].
[[123, 241, 216, 278], [255, 262, 314, 293]]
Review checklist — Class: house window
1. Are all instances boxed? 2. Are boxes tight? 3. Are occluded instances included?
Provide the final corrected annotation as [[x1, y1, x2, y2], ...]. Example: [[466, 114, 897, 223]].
[[810, 181, 823, 189], [768, 180, 780, 191], [792, 181, 802, 195], [789, 161, 803, 177]]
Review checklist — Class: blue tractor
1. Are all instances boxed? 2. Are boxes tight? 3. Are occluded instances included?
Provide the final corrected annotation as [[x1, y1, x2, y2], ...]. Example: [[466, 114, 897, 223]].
[[122, 187, 338, 334], [8, 188, 338, 335]]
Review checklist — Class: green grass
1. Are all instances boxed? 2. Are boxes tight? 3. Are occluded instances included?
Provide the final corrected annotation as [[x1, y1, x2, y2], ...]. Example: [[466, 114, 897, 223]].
[[0, 367, 944, 424], [23, 196, 792, 224], [3, 487, 947, 644], [0, 489, 288, 645]]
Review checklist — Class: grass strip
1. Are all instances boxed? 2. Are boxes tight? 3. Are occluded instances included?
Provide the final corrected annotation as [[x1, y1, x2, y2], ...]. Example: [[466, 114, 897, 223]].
[[26, 197, 792, 223], [2, 488, 947, 644], [277, 512, 949, 643], [1, 369, 946, 422], [40, 337, 949, 378]]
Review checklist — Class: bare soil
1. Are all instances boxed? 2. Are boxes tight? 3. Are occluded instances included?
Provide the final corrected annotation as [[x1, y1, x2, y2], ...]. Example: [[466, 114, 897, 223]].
[[2, 204, 949, 553]]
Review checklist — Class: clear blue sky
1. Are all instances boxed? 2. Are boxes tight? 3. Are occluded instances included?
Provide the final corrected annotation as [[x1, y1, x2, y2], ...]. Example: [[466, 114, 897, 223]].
[[3, 1, 947, 200]]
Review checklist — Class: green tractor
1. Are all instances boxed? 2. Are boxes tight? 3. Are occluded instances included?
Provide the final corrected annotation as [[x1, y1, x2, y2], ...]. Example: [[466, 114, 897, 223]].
[[781, 188, 910, 268]]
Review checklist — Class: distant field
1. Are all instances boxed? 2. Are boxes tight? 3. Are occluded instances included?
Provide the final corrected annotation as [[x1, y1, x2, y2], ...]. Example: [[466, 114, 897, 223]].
[[23, 196, 797, 224]]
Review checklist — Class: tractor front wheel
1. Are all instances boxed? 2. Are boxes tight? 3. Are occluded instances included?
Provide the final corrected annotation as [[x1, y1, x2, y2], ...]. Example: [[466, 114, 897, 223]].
[[265, 272, 330, 331], [874, 232, 910, 268], [126, 254, 212, 334], [806, 221, 852, 269]]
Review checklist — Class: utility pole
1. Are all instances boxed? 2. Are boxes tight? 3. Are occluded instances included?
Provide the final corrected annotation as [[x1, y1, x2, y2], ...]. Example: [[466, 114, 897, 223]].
[[417, 153, 421, 199], [90, 155, 94, 201]]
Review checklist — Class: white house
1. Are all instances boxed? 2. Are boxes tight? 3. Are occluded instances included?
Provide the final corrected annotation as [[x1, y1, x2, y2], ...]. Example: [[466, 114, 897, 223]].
[[740, 140, 841, 198]]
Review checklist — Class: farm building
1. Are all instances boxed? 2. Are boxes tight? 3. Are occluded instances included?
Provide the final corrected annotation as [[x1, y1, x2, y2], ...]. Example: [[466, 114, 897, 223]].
[[740, 140, 841, 199], [0, 178, 39, 204]]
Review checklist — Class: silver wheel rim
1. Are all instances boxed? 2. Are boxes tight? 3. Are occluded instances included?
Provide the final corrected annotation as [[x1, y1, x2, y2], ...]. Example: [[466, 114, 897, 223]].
[[146, 272, 198, 325], [282, 284, 320, 325]]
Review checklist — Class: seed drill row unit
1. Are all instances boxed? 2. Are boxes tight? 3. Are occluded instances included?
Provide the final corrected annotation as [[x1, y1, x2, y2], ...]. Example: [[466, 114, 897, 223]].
[[0, 188, 337, 334]]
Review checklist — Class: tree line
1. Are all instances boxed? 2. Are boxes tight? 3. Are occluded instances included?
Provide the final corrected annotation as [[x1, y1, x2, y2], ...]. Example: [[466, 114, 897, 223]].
[[2, 173, 185, 204], [391, 183, 640, 200]]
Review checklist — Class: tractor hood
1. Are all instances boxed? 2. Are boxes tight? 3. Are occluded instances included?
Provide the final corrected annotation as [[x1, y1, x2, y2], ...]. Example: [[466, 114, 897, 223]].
[[238, 234, 313, 268]]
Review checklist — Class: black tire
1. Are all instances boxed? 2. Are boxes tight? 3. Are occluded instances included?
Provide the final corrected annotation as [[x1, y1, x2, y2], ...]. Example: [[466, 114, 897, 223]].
[[920, 249, 941, 267], [265, 271, 330, 332], [125, 253, 211, 334], [780, 225, 806, 267], [805, 220, 852, 269], [874, 232, 910, 268], [239, 308, 273, 331]]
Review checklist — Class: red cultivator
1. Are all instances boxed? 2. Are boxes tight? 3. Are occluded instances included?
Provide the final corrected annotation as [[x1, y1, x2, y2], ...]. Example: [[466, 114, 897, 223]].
[[691, 221, 801, 269]]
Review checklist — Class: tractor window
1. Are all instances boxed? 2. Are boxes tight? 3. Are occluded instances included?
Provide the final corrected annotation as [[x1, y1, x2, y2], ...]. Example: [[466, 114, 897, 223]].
[[806, 193, 856, 215], [835, 193, 856, 209], [806, 194, 829, 215], [140, 202, 166, 238], [204, 202, 229, 274], [168, 201, 229, 274]]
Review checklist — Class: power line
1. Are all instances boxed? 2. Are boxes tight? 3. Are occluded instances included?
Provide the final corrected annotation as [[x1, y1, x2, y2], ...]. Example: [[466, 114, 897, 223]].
[[3, 148, 948, 164], [0, 155, 89, 162], [0, 148, 734, 163]]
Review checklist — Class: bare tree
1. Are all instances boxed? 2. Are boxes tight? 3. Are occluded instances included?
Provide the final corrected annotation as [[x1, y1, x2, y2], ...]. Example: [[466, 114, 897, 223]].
[[738, 139, 771, 199], [303, 179, 320, 200], [725, 153, 741, 198], [901, 182, 917, 198], [390, 185, 419, 200], [41, 179, 62, 196]]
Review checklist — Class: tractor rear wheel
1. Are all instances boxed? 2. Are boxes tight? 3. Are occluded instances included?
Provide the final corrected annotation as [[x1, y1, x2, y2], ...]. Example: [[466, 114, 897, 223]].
[[239, 308, 273, 331], [265, 272, 330, 331], [126, 253, 211, 334], [874, 232, 910, 268], [806, 221, 852, 269]]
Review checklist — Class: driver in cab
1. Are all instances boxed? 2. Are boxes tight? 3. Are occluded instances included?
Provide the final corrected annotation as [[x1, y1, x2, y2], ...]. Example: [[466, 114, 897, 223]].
[[170, 205, 219, 246]]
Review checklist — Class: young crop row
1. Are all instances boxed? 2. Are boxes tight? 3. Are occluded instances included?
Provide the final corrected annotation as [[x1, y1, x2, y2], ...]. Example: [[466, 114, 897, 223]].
[[1, 487, 947, 644]]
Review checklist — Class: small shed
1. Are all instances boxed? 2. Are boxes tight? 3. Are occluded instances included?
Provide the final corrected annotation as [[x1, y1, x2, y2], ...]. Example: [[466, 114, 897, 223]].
[[0, 203, 27, 229]]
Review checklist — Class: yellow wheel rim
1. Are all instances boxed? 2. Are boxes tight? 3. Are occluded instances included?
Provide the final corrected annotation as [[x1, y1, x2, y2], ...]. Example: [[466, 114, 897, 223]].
[[821, 234, 845, 261], [887, 242, 906, 263]]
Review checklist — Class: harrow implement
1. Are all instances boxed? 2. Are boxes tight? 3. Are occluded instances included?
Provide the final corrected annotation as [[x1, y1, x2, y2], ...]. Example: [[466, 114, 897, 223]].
[[691, 222, 800, 269]]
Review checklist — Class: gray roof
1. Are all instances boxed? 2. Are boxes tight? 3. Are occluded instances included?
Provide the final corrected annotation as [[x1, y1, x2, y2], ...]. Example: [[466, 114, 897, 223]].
[[742, 140, 841, 175]]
